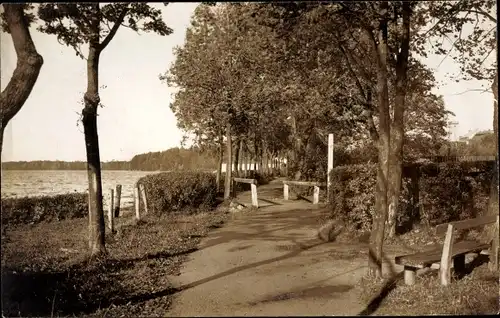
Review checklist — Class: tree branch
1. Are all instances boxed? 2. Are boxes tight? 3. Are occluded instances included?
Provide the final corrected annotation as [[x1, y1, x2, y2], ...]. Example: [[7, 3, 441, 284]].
[[469, 8, 496, 23], [0, 4, 44, 129], [98, 7, 129, 51]]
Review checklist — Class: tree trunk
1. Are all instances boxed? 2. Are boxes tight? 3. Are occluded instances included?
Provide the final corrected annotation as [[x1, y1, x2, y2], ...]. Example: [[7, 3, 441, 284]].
[[216, 133, 223, 193], [224, 123, 233, 199], [483, 55, 498, 260], [387, 2, 411, 238], [258, 146, 263, 173], [84, 46, 106, 257], [234, 137, 241, 177], [263, 142, 268, 175], [241, 143, 246, 177], [368, 1, 390, 278], [0, 4, 43, 161]]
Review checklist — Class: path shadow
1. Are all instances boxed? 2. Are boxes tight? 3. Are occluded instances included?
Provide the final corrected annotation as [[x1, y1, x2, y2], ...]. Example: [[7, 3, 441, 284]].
[[1, 246, 198, 317], [258, 198, 282, 206], [199, 208, 322, 250], [357, 249, 403, 316], [455, 253, 490, 279], [297, 195, 313, 204], [99, 239, 329, 309]]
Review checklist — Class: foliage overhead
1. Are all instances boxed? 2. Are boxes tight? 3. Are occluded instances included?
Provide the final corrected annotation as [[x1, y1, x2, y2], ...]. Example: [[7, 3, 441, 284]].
[[37, 3, 172, 58]]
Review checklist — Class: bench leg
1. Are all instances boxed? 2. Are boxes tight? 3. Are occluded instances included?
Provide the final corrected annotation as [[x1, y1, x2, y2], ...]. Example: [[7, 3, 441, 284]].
[[403, 266, 417, 285], [453, 254, 465, 275]]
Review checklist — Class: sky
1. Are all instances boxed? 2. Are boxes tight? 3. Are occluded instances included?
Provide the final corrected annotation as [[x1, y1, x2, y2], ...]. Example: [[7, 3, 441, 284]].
[[0, 3, 496, 162]]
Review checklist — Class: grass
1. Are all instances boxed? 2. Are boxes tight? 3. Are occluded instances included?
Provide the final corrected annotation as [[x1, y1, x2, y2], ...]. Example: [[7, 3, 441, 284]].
[[356, 257, 499, 315], [316, 209, 498, 315], [1, 207, 229, 317]]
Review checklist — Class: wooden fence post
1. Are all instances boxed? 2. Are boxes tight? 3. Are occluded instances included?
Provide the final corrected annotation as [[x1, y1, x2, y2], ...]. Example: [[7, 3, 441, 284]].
[[107, 188, 114, 233], [440, 224, 455, 286], [284, 183, 289, 200], [327, 133, 334, 202], [139, 183, 148, 215], [313, 186, 320, 204], [251, 183, 259, 208], [114, 184, 122, 217], [134, 185, 140, 221]]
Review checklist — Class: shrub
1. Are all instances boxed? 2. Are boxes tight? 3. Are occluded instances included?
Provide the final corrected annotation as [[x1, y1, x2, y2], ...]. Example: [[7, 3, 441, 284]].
[[137, 171, 218, 214], [1, 193, 88, 226], [329, 164, 378, 231], [418, 161, 494, 226], [329, 161, 493, 232]]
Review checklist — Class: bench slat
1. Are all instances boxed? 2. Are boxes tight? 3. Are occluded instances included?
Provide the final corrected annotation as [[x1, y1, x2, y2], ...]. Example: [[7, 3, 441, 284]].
[[435, 215, 498, 235], [395, 240, 490, 268]]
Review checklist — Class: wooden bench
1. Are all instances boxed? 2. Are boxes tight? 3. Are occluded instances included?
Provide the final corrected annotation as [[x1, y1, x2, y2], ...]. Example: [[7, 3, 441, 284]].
[[232, 177, 258, 208], [282, 180, 326, 205], [395, 215, 499, 286]]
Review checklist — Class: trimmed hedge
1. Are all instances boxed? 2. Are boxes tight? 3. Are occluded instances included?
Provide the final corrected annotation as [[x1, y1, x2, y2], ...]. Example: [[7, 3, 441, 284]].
[[329, 161, 494, 233], [1, 193, 88, 226], [137, 171, 218, 214]]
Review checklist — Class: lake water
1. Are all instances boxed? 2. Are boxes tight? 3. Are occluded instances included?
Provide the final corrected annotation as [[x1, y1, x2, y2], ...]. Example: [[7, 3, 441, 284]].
[[0, 164, 265, 210], [1, 170, 156, 210]]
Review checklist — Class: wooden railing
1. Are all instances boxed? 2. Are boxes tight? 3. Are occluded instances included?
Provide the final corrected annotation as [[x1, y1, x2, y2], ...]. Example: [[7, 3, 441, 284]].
[[232, 177, 259, 208], [282, 180, 326, 205]]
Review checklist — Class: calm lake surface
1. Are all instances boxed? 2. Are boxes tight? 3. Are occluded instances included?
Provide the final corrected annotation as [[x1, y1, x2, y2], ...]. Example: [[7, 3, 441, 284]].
[[1, 165, 261, 210], [1, 170, 156, 210]]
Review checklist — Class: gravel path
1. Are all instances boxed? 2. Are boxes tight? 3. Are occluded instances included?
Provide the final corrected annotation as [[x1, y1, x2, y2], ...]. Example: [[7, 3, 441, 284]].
[[166, 180, 374, 316]]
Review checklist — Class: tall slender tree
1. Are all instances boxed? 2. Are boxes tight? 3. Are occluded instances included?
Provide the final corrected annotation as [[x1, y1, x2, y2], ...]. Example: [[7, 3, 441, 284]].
[[36, 3, 172, 257]]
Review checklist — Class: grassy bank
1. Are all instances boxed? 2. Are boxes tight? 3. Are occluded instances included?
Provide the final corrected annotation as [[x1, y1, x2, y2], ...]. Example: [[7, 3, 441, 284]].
[[1, 206, 229, 317]]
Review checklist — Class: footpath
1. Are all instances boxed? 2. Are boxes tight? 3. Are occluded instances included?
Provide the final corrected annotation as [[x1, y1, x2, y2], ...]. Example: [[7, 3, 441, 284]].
[[166, 179, 399, 316]]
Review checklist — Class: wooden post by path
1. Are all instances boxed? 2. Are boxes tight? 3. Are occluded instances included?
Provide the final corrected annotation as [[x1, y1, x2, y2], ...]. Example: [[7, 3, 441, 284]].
[[107, 188, 115, 233], [139, 183, 148, 215], [134, 185, 140, 221], [313, 186, 320, 205], [114, 184, 122, 217], [251, 183, 259, 208], [327, 133, 334, 202]]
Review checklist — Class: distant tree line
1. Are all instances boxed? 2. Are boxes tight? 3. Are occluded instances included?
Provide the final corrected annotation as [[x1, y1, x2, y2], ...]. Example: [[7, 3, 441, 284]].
[[1, 147, 218, 171]]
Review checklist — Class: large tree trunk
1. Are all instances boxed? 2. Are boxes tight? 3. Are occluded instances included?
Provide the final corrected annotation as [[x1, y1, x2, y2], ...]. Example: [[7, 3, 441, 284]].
[[224, 123, 233, 199], [387, 2, 411, 238], [216, 132, 223, 193], [84, 46, 106, 257], [483, 51, 498, 269], [368, 1, 391, 278], [0, 4, 43, 161]]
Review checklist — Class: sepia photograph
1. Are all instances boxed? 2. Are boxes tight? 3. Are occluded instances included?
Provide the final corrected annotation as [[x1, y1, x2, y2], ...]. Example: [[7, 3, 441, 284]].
[[1, 1, 498, 316]]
